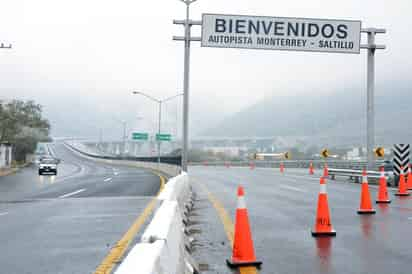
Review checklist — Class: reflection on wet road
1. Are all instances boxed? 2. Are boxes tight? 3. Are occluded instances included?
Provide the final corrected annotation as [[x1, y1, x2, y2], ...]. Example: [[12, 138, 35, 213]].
[[190, 166, 412, 274]]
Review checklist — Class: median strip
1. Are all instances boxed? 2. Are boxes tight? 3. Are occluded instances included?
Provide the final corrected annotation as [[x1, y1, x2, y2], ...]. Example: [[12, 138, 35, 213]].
[[59, 188, 86, 198]]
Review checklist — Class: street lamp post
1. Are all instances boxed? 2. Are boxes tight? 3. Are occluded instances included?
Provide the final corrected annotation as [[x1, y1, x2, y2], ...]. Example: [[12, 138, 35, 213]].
[[132, 91, 183, 165], [112, 117, 128, 156]]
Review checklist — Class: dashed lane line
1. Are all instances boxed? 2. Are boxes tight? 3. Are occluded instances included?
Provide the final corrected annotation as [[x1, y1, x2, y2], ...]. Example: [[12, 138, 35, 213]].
[[195, 179, 259, 274], [93, 174, 166, 274], [104, 177, 113, 182], [279, 185, 308, 193], [58, 188, 86, 198], [0, 212, 9, 216]]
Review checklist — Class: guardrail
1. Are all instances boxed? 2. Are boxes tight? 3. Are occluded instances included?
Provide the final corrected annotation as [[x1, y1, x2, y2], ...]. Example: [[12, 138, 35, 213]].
[[65, 141, 181, 177], [83, 142, 182, 166], [328, 168, 393, 184], [190, 159, 389, 171]]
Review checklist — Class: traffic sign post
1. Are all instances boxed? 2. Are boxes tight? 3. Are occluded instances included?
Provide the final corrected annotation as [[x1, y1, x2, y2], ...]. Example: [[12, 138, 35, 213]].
[[361, 29, 386, 170], [132, 132, 149, 141], [173, 0, 202, 172], [174, 10, 386, 172]]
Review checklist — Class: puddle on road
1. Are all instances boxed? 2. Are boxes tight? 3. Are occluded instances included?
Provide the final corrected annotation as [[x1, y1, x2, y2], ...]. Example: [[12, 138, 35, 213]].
[[38, 175, 56, 186], [377, 203, 390, 214], [360, 215, 374, 238]]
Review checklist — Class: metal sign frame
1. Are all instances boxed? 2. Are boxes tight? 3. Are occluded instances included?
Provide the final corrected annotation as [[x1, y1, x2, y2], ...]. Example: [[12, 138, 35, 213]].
[[173, 6, 386, 171]]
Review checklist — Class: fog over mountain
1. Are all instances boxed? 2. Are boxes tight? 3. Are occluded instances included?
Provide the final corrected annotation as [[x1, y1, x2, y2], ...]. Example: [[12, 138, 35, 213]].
[[202, 76, 412, 146]]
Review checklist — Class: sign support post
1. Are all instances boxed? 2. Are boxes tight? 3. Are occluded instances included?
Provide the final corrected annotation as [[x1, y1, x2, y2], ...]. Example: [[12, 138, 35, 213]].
[[173, 0, 202, 172], [361, 28, 386, 170]]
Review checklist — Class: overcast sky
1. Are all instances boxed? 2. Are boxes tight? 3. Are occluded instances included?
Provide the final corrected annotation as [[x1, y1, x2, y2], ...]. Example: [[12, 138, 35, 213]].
[[0, 0, 410, 139]]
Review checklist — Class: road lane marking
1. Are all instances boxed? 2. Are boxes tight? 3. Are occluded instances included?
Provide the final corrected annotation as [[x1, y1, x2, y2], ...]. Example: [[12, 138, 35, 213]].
[[104, 177, 112, 182], [0, 212, 9, 216], [279, 185, 308, 193], [58, 188, 86, 198], [114, 172, 119, 176], [94, 174, 165, 274], [196, 179, 259, 274]]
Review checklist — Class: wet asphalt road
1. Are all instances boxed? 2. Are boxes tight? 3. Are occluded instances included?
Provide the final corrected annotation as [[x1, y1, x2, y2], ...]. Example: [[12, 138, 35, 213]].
[[0, 143, 160, 274], [189, 166, 412, 274]]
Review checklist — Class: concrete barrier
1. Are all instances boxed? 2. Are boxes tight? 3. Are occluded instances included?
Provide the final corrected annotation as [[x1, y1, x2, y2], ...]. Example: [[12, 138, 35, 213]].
[[115, 241, 165, 274], [114, 174, 197, 274], [141, 201, 186, 274], [65, 140, 197, 273]]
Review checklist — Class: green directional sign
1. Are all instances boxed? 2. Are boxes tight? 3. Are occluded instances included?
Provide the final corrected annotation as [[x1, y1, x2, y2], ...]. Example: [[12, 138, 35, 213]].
[[156, 133, 172, 141], [132, 132, 149, 140]]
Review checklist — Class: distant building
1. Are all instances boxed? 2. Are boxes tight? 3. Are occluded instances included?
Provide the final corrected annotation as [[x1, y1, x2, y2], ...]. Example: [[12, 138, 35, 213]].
[[346, 147, 361, 160], [0, 143, 12, 168]]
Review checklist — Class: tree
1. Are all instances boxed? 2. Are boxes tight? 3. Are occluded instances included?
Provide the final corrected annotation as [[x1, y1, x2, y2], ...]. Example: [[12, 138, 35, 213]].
[[0, 100, 51, 161]]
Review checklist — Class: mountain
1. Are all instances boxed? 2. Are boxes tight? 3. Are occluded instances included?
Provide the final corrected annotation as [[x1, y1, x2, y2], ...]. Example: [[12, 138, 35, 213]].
[[202, 80, 412, 146]]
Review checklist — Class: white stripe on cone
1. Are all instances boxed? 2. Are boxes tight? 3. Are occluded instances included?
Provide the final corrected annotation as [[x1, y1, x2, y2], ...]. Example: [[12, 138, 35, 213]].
[[320, 184, 327, 194], [237, 196, 246, 209]]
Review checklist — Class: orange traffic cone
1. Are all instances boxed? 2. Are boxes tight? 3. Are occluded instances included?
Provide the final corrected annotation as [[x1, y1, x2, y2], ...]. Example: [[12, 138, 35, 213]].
[[357, 169, 376, 214], [395, 166, 410, 196], [280, 162, 284, 173], [407, 164, 412, 190], [323, 164, 328, 177], [311, 176, 336, 237], [309, 161, 314, 175], [227, 186, 262, 268], [376, 166, 391, 204]]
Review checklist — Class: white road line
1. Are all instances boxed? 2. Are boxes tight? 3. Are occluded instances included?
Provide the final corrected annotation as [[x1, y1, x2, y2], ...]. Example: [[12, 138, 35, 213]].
[[104, 177, 112, 182], [0, 212, 9, 216], [114, 172, 119, 176], [59, 188, 86, 198], [408, 217, 412, 220], [279, 185, 308, 193]]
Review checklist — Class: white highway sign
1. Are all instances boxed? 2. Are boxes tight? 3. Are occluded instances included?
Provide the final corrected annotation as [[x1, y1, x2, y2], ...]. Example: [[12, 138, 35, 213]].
[[201, 14, 361, 54]]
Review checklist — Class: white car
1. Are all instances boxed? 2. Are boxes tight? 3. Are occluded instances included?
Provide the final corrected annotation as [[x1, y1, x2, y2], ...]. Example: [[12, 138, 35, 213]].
[[38, 158, 58, 175]]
